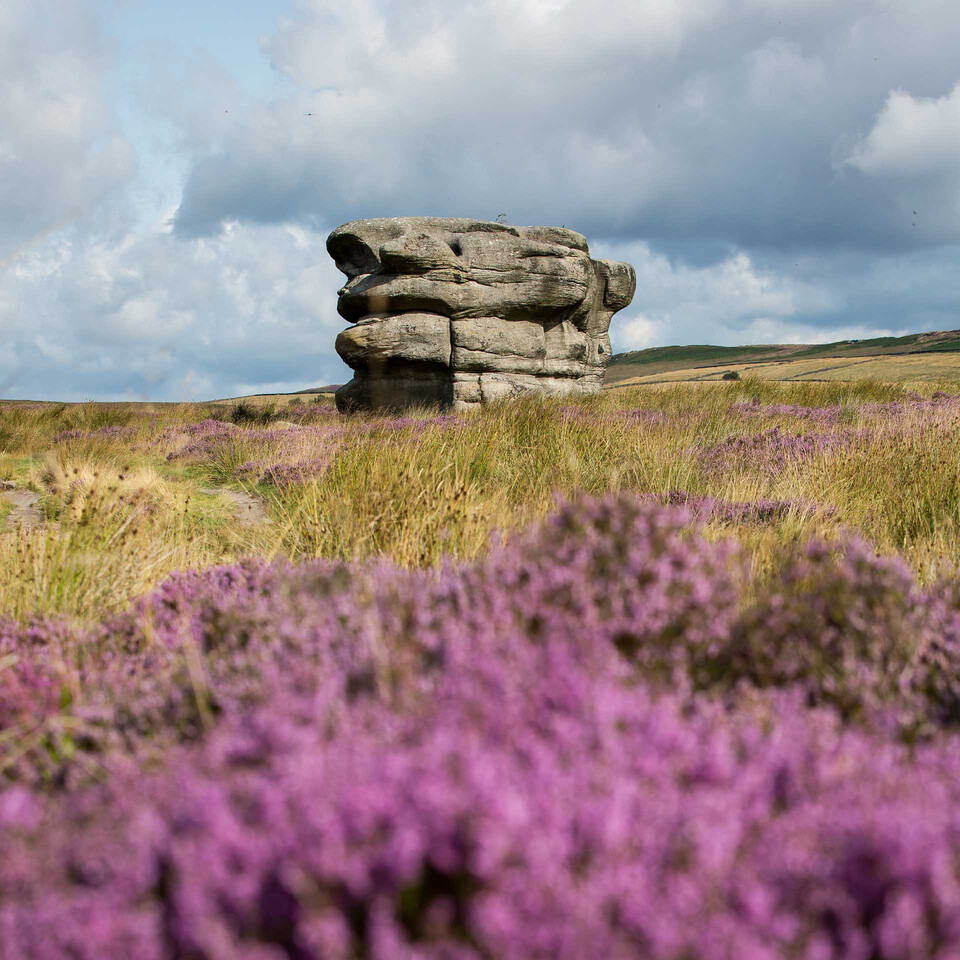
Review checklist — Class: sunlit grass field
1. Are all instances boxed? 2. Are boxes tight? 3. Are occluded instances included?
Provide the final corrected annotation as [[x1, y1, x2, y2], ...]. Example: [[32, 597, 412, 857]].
[[3, 376, 960, 623], [608, 351, 960, 385]]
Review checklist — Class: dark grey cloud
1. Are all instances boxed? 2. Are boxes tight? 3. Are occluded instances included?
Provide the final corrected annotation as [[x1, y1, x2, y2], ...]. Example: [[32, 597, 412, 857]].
[[173, 0, 960, 257], [599, 239, 960, 353]]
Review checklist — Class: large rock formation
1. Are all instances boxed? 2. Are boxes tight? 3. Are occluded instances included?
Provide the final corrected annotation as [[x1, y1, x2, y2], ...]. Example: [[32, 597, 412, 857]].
[[327, 217, 636, 412]]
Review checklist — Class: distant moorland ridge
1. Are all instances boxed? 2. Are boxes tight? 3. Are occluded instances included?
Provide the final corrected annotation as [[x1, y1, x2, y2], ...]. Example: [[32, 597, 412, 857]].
[[606, 329, 960, 384]]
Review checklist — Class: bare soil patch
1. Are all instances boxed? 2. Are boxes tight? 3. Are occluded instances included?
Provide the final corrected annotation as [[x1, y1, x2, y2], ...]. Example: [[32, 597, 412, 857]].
[[199, 487, 270, 525], [1, 485, 43, 530]]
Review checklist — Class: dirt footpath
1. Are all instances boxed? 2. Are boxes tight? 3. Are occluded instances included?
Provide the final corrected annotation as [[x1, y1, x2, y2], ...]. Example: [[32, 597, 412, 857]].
[[1, 484, 43, 530], [199, 488, 270, 525]]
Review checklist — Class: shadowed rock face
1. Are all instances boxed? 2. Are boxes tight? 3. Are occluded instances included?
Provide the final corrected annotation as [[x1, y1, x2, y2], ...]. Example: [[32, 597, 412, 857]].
[[327, 217, 636, 412]]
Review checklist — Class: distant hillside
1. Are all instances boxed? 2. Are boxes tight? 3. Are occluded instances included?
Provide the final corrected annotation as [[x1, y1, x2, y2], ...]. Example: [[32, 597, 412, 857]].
[[294, 385, 343, 394], [606, 330, 960, 384]]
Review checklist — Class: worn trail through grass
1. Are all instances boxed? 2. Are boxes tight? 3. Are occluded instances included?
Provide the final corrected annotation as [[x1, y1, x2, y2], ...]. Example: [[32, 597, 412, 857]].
[[198, 487, 271, 525], [0, 484, 42, 530]]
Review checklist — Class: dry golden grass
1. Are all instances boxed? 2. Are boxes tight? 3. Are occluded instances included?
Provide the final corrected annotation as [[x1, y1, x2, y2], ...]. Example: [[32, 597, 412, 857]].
[[2, 378, 960, 623], [0, 486, 220, 621], [610, 352, 960, 386], [32, 452, 172, 522], [207, 392, 337, 408]]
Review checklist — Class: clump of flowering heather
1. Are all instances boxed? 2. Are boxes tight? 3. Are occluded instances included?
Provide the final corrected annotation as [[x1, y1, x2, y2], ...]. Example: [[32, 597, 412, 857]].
[[154, 417, 236, 456], [237, 453, 339, 487], [699, 426, 862, 474], [4, 495, 960, 790], [6, 497, 960, 955], [461, 494, 743, 678], [0, 497, 741, 787], [165, 422, 337, 462], [732, 391, 960, 423], [710, 539, 924, 722]]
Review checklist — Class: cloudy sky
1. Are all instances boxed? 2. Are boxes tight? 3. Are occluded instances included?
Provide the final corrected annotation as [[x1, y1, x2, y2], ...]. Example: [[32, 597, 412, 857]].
[[1, 0, 959, 400]]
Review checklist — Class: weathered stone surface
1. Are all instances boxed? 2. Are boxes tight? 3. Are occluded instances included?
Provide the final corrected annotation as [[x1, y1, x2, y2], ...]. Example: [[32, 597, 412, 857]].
[[452, 372, 482, 407], [451, 318, 544, 374], [336, 373, 453, 412], [336, 313, 451, 371], [597, 259, 637, 310], [328, 217, 635, 412]]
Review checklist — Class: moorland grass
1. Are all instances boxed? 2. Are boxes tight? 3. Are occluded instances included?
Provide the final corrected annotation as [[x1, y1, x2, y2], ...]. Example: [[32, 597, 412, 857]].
[[1, 377, 959, 621]]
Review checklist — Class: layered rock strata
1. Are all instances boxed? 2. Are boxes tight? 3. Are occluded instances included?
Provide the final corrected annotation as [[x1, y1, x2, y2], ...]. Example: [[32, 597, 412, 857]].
[[328, 217, 636, 412]]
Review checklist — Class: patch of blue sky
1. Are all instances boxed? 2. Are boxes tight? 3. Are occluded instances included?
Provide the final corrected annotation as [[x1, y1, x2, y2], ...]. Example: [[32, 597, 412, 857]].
[[99, 0, 295, 230]]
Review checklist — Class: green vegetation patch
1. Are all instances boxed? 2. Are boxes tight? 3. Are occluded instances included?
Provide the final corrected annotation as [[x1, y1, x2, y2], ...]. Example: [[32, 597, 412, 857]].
[[609, 329, 960, 374]]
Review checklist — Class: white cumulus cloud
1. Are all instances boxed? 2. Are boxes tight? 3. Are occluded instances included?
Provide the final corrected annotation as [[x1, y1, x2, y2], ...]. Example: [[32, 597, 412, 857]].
[[844, 83, 960, 179]]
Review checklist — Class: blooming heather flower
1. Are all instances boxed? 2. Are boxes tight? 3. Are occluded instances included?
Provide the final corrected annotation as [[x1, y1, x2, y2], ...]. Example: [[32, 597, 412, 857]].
[[699, 426, 863, 474], [732, 391, 960, 424], [2, 497, 960, 955]]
